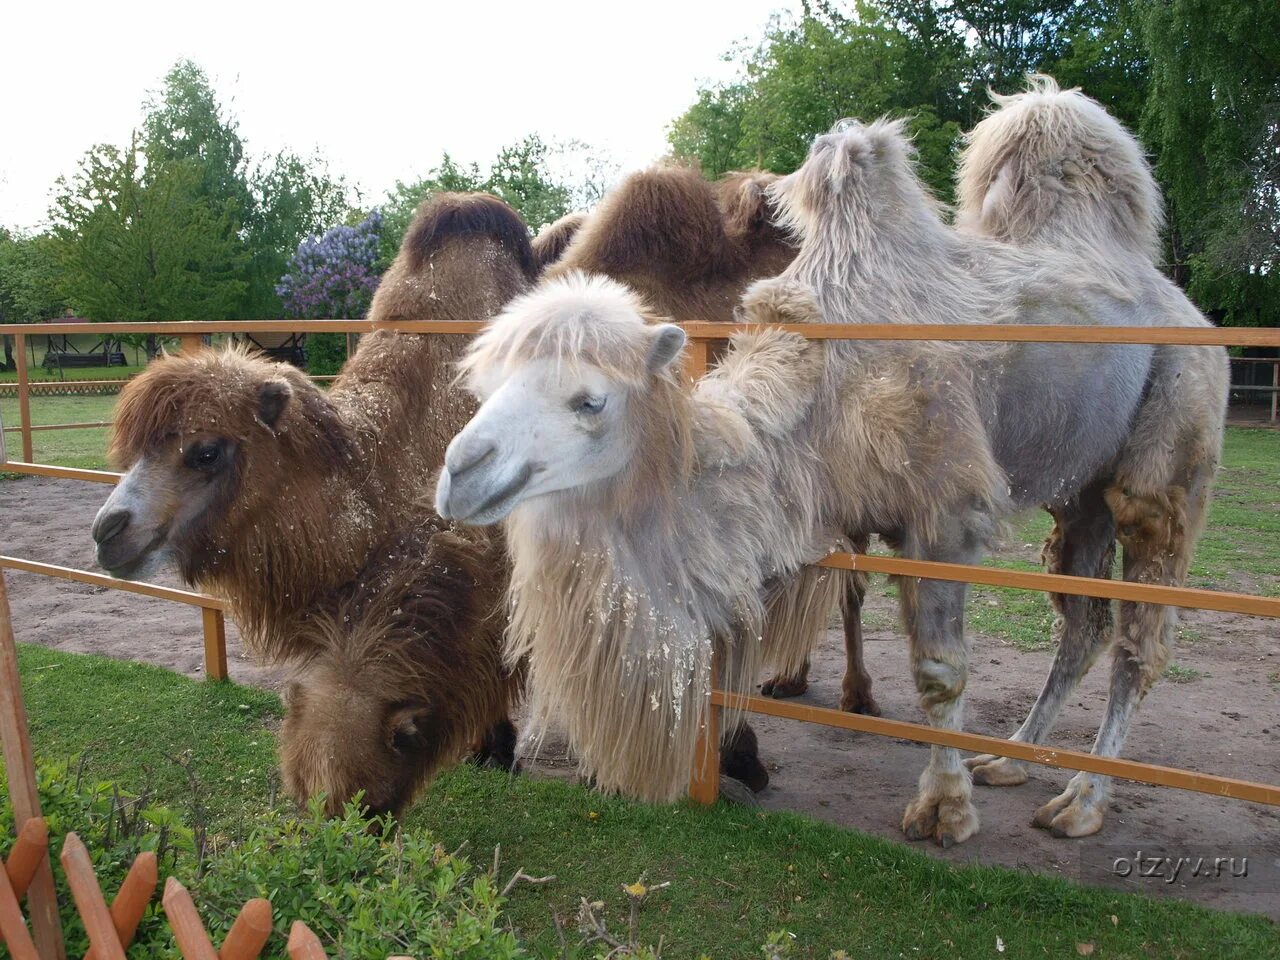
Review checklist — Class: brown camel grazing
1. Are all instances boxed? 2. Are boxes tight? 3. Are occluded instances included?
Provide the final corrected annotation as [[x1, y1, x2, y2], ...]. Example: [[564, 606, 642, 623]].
[[93, 193, 536, 816], [542, 164, 877, 716]]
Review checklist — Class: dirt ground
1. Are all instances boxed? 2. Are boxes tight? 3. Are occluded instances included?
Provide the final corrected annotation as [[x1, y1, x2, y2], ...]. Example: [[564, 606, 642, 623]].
[[2, 476, 1278, 920]]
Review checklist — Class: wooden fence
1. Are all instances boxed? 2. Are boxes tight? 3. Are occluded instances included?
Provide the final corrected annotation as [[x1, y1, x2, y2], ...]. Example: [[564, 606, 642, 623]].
[[0, 571, 403, 960], [1, 319, 1279, 811]]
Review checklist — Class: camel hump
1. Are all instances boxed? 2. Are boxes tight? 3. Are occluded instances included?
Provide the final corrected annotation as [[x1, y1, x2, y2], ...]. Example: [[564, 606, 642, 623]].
[[557, 165, 743, 282], [403, 192, 538, 280], [532, 211, 589, 273], [955, 74, 1163, 262]]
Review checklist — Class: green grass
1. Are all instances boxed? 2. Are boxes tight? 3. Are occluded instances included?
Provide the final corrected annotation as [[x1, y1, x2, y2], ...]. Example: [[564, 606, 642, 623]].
[[0, 394, 117, 469], [1164, 663, 1205, 684], [9, 644, 1278, 958], [965, 427, 1280, 650], [0, 362, 146, 383]]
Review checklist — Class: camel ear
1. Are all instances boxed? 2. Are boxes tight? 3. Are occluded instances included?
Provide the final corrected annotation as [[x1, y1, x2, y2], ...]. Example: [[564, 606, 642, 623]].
[[386, 704, 431, 754], [645, 324, 687, 375], [257, 379, 293, 430]]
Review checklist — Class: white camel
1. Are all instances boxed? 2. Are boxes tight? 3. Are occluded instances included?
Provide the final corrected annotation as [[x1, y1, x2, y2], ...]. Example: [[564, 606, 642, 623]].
[[436, 114, 1226, 845]]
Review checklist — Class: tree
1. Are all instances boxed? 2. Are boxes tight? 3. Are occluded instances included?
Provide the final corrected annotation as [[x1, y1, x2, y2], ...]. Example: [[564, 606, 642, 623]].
[[0, 229, 63, 370], [243, 151, 356, 318], [667, 1, 1144, 199], [141, 59, 356, 319], [377, 137, 574, 268], [143, 60, 252, 227], [49, 135, 247, 356], [485, 135, 573, 232], [1137, 0, 1280, 325], [276, 212, 383, 374]]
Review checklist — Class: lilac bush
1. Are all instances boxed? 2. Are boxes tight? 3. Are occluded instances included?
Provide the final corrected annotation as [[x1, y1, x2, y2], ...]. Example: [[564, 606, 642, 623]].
[[276, 211, 382, 320]]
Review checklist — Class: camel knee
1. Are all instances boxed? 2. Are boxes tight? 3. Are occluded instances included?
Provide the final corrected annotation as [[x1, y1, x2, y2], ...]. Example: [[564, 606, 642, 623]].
[[1105, 485, 1191, 576], [914, 657, 966, 709]]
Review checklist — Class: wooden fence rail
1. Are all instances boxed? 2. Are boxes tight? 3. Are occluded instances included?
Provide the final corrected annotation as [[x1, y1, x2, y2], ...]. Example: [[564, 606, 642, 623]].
[[3, 319, 1280, 815]]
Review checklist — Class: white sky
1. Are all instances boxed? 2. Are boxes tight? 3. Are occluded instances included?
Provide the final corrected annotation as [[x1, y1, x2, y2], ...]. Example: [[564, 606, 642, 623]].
[[0, 0, 795, 232]]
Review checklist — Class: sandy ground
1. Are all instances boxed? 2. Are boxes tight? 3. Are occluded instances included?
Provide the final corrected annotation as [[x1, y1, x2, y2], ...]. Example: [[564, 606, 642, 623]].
[[2, 475, 1278, 920]]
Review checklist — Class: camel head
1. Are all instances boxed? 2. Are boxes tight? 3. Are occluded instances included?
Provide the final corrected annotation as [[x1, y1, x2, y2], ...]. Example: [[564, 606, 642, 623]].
[[436, 272, 687, 526], [93, 347, 354, 582], [278, 525, 508, 819]]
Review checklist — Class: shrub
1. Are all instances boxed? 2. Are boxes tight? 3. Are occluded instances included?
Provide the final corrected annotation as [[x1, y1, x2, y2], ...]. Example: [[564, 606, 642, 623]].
[[0, 761, 191, 959], [193, 798, 524, 960], [1, 764, 523, 959]]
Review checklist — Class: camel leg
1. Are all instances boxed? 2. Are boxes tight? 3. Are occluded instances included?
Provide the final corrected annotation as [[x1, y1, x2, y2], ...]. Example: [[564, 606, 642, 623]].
[[1033, 476, 1207, 838], [760, 659, 809, 698], [720, 721, 769, 793], [838, 571, 879, 715], [968, 490, 1115, 786], [900, 522, 982, 847]]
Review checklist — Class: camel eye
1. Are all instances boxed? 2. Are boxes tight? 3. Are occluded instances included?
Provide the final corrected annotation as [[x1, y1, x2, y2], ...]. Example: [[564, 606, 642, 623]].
[[187, 441, 223, 471], [570, 393, 607, 415]]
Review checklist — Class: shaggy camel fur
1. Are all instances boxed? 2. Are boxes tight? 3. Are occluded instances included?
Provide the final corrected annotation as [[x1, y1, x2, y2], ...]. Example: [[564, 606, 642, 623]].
[[436, 273, 844, 800], [93, 193, 536, 816], [436, 118, 1227, 844], [548, 164, 877, 715], [955, 75, 1163, 261], [532, 211, 588, 272], [950, 79, 1200, 803]]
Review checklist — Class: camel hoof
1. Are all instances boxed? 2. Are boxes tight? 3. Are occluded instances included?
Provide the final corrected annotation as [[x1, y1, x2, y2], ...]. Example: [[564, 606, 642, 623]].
[[902, 795, 979, 846], [967, 756, 1028, 787], [719, 776, 761, 808], [1032, 777, 1106, 838], [760, 676, 808, 699], [840, 693, 881, 716]]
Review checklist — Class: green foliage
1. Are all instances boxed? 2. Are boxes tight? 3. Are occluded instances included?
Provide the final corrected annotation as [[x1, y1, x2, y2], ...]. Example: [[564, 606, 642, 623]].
[[49, 135, 248, 324], [1136, 0, 1280, 325], [243, 152, 357, 319], [0, 761, 192, 959], [0, 228, 64, 369], [667, 2, 1146, 199], [305, 334, 349, 376], [193, 799, 523, 960], [378, 136, 572, 269], [39, 59, 355, 326]]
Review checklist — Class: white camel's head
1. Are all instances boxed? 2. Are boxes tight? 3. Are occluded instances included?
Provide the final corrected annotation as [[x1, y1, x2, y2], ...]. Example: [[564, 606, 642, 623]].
[[436, 272, 687, 526]]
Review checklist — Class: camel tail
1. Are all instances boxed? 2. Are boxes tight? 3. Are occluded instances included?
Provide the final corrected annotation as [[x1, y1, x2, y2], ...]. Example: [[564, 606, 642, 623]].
[[955, 74, 1163, 262], [759, 565, 848, 682], [402, 192, 538, 280]]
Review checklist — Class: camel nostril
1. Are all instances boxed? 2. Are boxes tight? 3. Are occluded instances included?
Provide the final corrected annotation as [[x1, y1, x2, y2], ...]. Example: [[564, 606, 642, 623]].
[[92, 508, 131, 545]]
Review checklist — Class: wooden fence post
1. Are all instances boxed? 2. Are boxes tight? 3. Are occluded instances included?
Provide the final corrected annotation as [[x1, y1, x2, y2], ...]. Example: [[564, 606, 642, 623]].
[[0, 572, 66, 959], [1272, 359, 1278, 423], [14, 334, 33, 463], [201, 608, 228, 682], [179, 334, 203, 355], [681, 338, 720, 805]]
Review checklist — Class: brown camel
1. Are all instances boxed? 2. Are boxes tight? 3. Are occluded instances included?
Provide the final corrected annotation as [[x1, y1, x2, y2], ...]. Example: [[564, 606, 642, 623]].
[[544, 164, 877, 715], [92, 191, 769, 815], [93, 193, 537, 816]]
